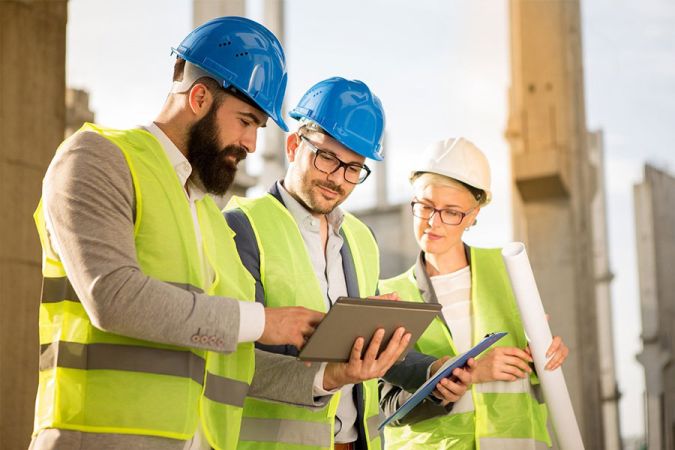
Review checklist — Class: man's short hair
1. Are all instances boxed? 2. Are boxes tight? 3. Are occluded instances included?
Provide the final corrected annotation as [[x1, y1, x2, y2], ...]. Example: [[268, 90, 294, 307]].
[[171, 58, 264, 113], [298, 120, 326, 137]]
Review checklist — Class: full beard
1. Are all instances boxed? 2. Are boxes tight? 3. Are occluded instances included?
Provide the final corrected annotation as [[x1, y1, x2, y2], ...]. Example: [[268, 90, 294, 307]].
[[187, 105, 247, 196]]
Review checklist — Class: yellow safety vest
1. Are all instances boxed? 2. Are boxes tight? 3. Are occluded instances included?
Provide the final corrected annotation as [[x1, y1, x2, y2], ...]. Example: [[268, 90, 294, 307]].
[[33, 123, 256, 449], [379, 248, 551, 450], [227, 194, 383, 450]]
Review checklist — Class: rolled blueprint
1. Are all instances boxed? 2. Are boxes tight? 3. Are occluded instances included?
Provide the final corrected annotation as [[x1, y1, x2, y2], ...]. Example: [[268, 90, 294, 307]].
[[501, 242, 585, 450]]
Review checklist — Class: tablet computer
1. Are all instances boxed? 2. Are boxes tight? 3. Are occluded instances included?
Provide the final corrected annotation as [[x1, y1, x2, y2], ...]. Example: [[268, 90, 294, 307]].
[[297, 297, 442, 362]]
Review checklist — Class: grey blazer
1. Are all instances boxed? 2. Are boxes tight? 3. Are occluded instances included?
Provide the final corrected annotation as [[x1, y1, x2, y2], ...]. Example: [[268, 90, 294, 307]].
[[34, 131, 324, 450]]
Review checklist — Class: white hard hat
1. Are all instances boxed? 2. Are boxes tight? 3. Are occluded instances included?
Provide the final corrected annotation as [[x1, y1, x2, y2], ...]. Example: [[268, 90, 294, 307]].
[[411, 137, 492, 205]]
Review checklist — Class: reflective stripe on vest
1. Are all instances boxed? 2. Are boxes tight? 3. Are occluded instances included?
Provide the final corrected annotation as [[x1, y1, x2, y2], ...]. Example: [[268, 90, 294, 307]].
[[379, 247, 551, 449], [367, 414, 384, 442], [39, 341, 206, 385], [239, 418, 333, 448], [33, 124, 256, 448], [227, 194, 382, 450], [38, 340, 246, 409], [479, 437, 549, 450]]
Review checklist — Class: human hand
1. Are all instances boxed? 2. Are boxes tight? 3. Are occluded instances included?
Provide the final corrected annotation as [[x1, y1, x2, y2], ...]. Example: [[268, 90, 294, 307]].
[[430, 357, 475, 405], [471, 346, 533, 383], [258, 306, 324, 349], [322, 327, 411, 390], [544, 336, 569, 370]]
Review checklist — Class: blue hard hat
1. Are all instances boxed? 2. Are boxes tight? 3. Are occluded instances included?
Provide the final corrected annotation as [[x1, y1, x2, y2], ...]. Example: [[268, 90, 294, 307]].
[[172, 16, 289, 131], [290, 77, 385, 160]]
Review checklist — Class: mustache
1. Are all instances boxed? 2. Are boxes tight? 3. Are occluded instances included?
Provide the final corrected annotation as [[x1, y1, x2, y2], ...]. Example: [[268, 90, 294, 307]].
[[221, 145, 247, 165], [314, 180, 345, 196]]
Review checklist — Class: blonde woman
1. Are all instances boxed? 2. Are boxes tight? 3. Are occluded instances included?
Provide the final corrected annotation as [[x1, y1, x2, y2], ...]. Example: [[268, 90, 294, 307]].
[[379, 138, 568, 449]]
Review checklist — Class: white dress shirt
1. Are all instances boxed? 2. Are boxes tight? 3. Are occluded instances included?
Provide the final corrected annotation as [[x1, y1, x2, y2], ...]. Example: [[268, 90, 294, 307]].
[[143, 123, 265, 344], [278, 182, 359, 444], [142, 124, 267, 450]]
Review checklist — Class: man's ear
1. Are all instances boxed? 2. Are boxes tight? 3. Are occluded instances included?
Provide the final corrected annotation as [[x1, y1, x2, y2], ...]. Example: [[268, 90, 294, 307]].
[[187, 83, 212, 118], [286, 132, 301, 163]]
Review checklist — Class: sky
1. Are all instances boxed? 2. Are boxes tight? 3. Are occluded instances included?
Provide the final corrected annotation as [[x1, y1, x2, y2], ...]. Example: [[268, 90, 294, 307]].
[[66, 0, 675, 440]]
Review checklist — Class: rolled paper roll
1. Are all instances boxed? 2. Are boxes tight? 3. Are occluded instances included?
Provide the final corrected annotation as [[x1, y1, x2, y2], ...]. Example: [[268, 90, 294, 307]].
[[502, 242, 585, 450]]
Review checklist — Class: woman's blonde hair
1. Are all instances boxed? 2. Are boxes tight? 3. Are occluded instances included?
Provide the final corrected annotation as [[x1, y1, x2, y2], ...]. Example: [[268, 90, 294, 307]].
[[411, 172, 487, 205]]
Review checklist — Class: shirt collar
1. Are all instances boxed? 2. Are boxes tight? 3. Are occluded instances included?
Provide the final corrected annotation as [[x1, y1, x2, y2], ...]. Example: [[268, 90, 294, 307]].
[[276, 181, 345, 234], [143, 123, 206, 200]]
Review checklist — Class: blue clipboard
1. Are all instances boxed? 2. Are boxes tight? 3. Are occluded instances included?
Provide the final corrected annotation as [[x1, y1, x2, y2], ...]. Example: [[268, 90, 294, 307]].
[[378, 331, 508, 430]]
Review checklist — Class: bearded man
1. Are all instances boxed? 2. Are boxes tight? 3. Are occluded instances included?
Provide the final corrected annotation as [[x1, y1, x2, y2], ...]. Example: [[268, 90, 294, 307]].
[[31, 17, 326, 450]]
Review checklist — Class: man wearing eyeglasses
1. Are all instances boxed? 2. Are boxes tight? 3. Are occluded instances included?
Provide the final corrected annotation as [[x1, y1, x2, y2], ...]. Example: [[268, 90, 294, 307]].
[[224, 78, 472, 450]]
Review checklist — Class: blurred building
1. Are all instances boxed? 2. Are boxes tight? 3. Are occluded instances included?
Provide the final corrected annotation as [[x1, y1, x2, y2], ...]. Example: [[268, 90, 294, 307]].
[[352, 147, 419, 278], [0, 2, 68, 449], [588, 130, 623, 450], [623, 436, 648, 450], [634, 165, 675, 450], [0, 2, 633, 449], [505, 0, 620, 448], [65, 88, 95, 138]]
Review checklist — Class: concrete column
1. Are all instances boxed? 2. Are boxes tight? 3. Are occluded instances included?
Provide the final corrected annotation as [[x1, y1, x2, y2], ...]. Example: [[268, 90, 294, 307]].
[[374, 134, 388, 208], [193, 0, 246, 26], [505, 1, 606, 448], [587, 130, 622, 450], [634, 165, 675, 450], [257, 0, 287, 190], [191, 0, 257, 207], [0, 1, 67, 448], [192, 0, 288, 203]]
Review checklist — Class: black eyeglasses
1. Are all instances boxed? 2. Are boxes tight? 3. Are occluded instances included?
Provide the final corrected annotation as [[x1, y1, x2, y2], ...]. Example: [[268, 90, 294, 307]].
[[299, 135, 371, 184], [411, 201, 478, 226]]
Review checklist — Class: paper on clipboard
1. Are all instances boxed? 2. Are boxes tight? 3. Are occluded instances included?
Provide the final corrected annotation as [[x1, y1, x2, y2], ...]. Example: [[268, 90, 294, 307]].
[[378, 331, 507, 430]]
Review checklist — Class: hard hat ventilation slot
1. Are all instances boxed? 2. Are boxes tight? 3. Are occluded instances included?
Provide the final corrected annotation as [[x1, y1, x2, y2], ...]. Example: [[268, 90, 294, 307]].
[[234, 52, 250, 57], [218, 41, 232, 47]]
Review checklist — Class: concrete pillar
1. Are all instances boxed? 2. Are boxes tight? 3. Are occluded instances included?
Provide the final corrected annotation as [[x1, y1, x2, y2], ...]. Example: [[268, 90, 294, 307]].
[[505, 1, 605, 448], [352, 134, 419, 278], [191, 0, 257, 207], [193, 0, 246, 26], [0, 1, 67, 448], [587, 130, 622, 450], [192, 1, 288, 203], [257, 0, 287, 191], [634, 165, 675, 450], [374, 134, 388, 207]]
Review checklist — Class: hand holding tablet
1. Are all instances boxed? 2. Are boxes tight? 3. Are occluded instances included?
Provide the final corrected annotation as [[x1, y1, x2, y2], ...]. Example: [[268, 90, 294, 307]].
[[298, 297, 442, 363]]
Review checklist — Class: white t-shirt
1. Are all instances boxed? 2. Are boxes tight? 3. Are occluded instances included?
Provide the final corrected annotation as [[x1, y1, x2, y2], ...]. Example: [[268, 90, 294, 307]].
[[431, 266, 475, 413]]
